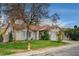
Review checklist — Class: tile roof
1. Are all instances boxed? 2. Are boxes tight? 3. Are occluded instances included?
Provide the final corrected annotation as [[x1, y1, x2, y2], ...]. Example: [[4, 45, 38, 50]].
[[13, 23, 27, 30], [29, 25, 50, 31], [13, 23, 51, 31]]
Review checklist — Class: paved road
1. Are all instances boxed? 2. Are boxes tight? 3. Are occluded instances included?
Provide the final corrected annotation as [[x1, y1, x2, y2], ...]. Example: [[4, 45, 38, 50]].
[[53, 45, 79, 56], [32, 45, 79, 56]]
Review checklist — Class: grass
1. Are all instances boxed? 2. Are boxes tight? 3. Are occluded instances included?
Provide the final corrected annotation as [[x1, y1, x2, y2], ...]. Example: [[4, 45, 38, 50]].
[[0, 40, 67, 55]]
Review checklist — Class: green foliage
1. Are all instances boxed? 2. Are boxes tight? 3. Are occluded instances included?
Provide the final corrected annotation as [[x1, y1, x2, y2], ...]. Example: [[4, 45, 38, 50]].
[[0, 40, 66, 55], [41, 30, 49, 40], [74, 25, 78, 29], [58, 38, 62, 42], [0, 48, 16, 55], [9, 32, 13, 42], [0, 40, 66, 49], [65, 28, 79, 40], [0, 34, 3, 42]]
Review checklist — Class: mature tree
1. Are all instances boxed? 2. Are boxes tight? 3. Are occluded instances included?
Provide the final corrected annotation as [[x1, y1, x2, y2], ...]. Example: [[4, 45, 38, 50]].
[[2, 4, 27, 34], [24, 3, 49, 40], [51, 13, 60, 25], [2, 3, 49, 32], [25, 4, 49, 50], [0, 3, 9, 34], [2, 3, 49, 50], [25, 3, 49, 25], [7, 4, 26, 23]]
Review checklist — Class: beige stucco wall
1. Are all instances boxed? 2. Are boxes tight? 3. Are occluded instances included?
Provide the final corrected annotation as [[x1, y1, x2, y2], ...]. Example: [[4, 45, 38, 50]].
[[14, 29, 27, 40], [27, 30, 38, 40], [30, 31, 36, 40], [2, 27, 60, 41], [2, 26, 12, 43], [3, 34, 9, 43], [14, 29, 37, 40], [49, 29, 59, 41]]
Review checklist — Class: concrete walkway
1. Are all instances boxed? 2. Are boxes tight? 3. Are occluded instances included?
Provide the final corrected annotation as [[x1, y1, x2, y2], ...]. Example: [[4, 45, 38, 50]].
[[10, 40, 79, 56]]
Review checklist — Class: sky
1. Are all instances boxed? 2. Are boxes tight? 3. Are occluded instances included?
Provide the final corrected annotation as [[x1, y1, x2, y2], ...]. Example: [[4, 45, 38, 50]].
[[1, 3, 79, 28], [43, 3, 79, 28]]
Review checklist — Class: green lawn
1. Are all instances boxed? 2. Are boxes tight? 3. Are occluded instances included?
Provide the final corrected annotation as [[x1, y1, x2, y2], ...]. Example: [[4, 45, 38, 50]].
[[0, 40, 67, 55]]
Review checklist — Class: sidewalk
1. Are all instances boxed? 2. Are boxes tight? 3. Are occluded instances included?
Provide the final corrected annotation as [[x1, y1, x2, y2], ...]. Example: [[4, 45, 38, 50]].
[[10, 40, 79, 56]]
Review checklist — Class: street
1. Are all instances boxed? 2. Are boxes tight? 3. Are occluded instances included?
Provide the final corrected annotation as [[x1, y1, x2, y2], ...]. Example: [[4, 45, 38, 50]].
[[32, 44, 79, 56]]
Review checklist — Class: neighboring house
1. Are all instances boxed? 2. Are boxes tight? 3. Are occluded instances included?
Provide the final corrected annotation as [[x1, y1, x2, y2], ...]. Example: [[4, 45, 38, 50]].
[[2, 19, 61, 42]]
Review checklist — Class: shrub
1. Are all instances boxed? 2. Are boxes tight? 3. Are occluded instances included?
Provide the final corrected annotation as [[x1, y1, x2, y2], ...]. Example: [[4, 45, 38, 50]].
[[65, 29, 79, 41], [41, 30, 49, 40], [0, 34, 3, 42], [9, 32, 13, 42]]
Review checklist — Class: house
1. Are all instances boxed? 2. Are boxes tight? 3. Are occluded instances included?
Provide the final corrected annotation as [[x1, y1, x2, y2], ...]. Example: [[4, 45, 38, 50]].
[[1, 19, 61, 42]]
